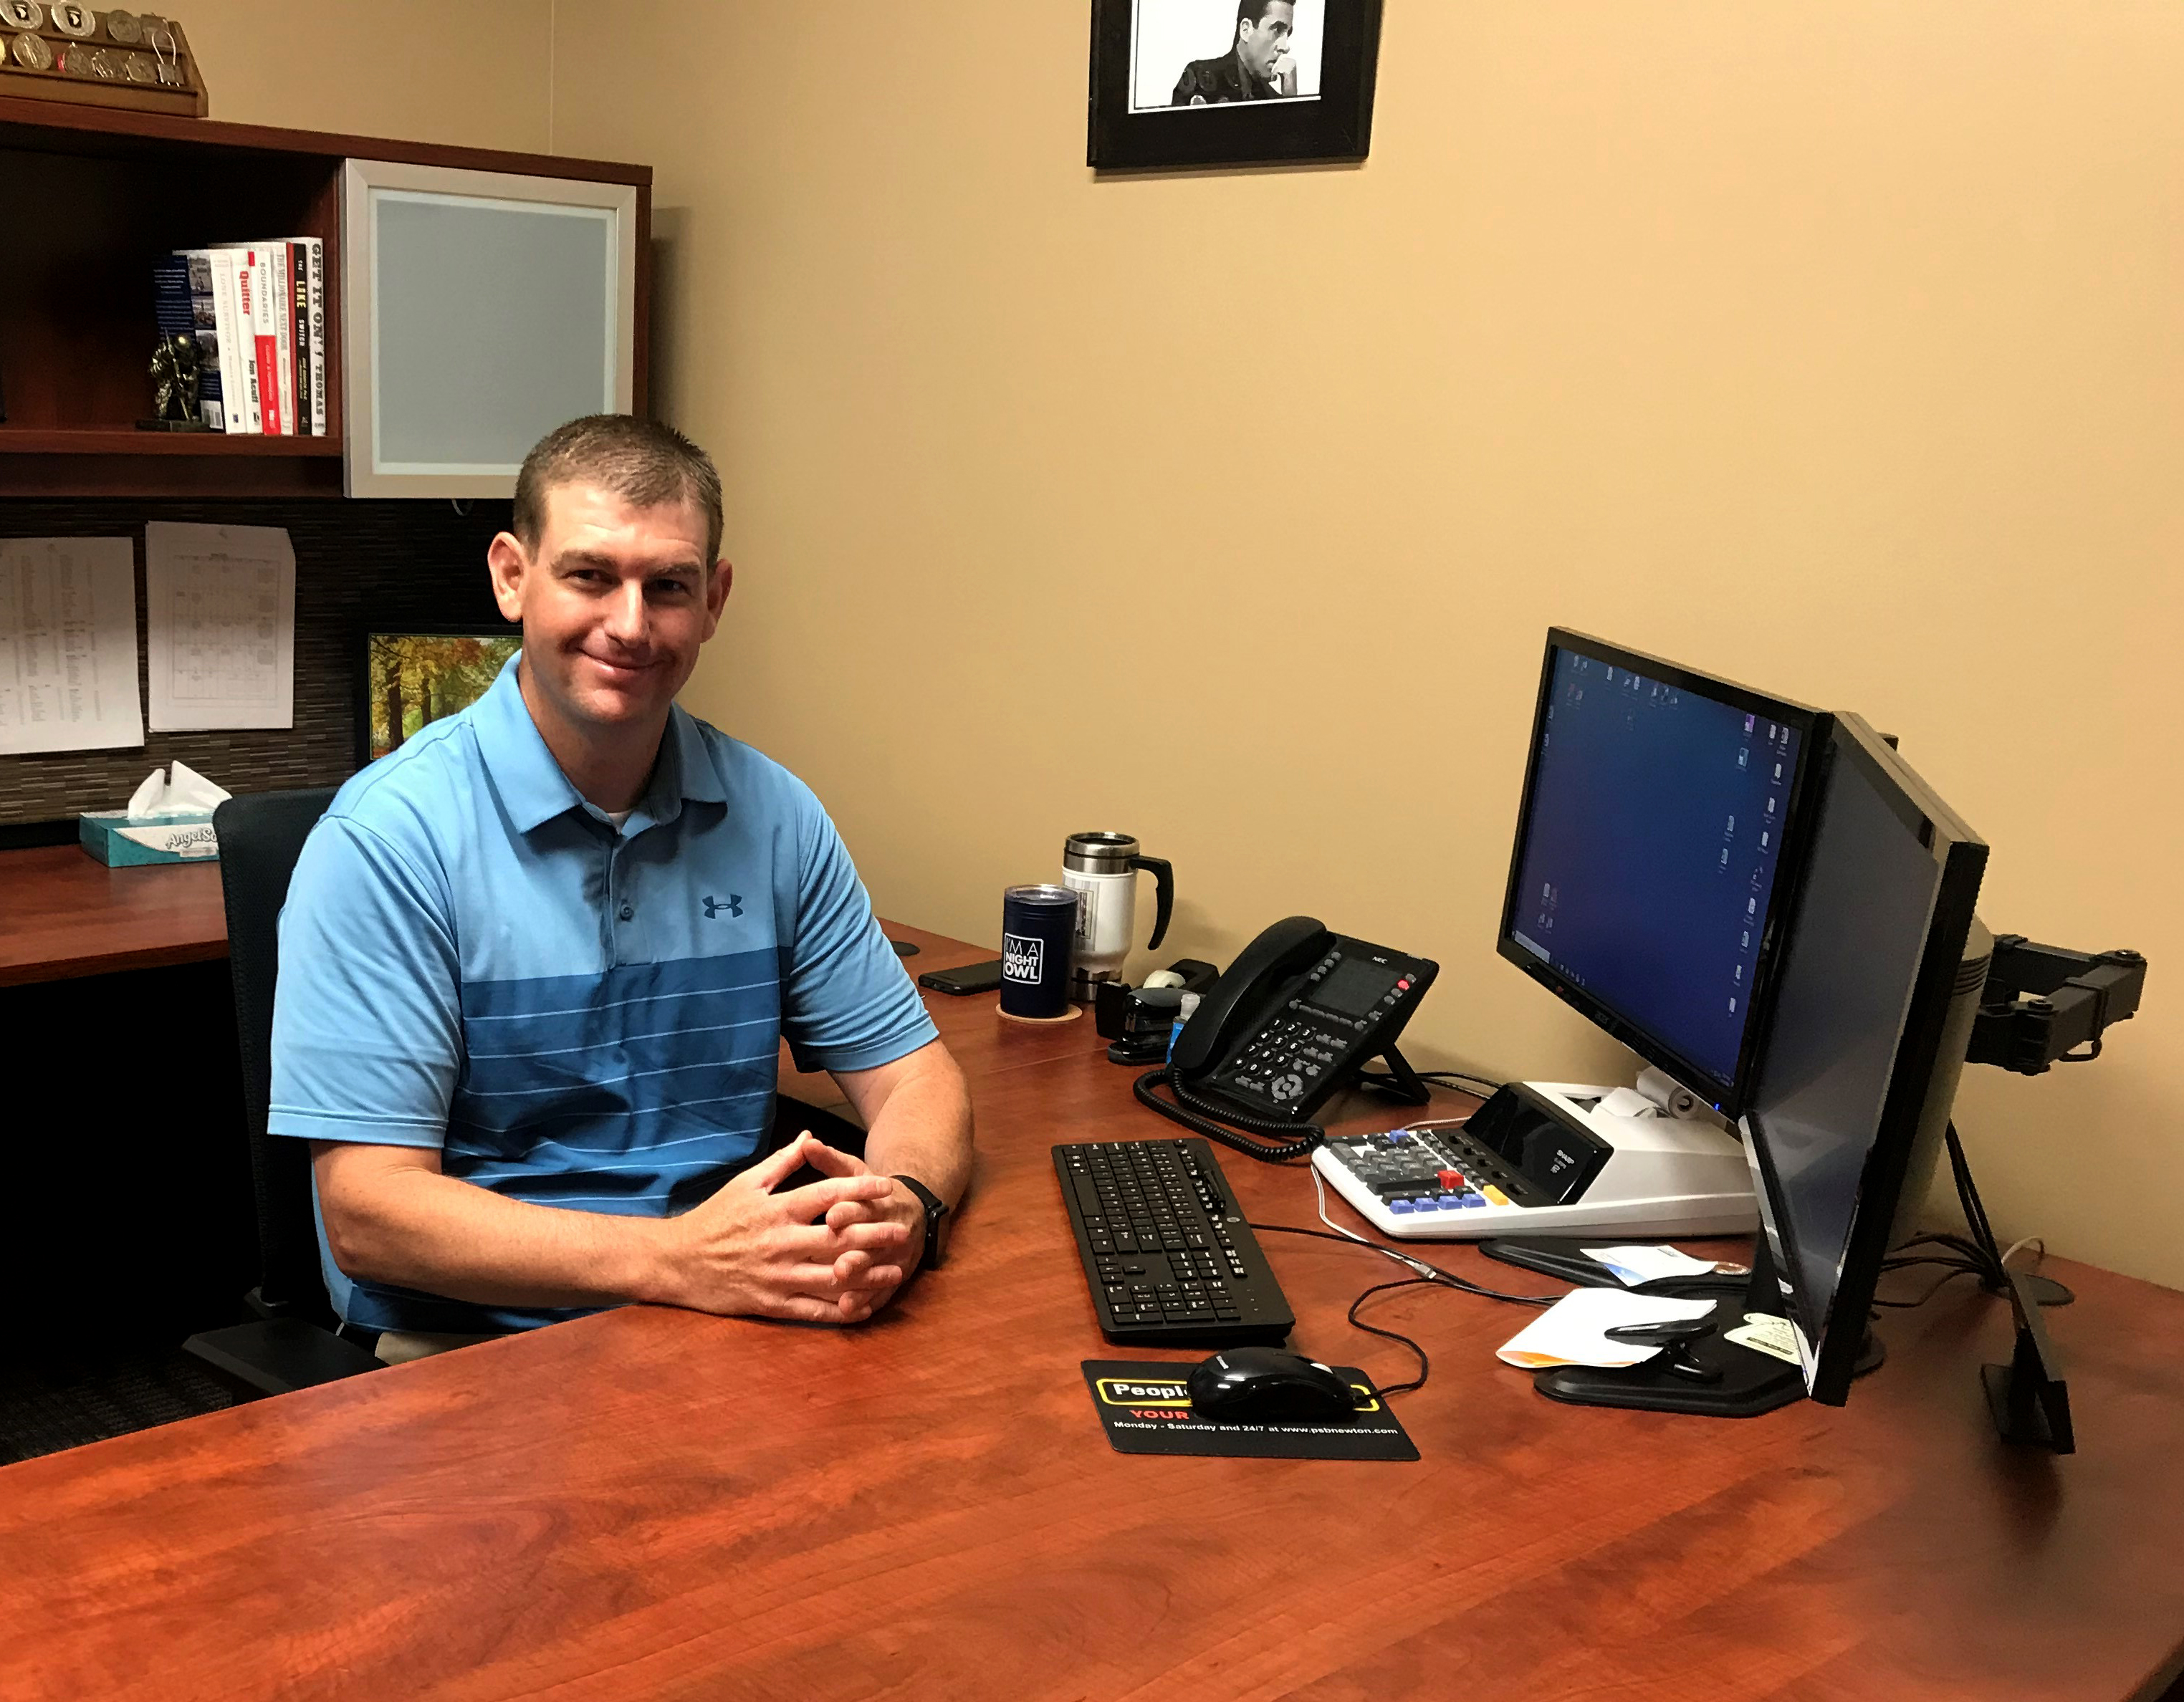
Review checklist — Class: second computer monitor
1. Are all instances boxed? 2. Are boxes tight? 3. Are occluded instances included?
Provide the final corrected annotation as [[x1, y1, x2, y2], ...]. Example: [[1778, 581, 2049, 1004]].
[[1739, 713, 1989, 1404], [1498, 629, 1830, 1117]]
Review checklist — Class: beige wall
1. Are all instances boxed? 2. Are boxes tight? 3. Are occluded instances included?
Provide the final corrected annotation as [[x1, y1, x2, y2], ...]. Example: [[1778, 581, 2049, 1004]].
[[549, 2, 2180, 1288], [211, 2, 2180, 1287], [183, 0, 550, 150]]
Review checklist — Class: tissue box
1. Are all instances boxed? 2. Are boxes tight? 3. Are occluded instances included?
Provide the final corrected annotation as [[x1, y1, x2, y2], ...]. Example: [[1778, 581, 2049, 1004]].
[[79, 811, 222, 866]]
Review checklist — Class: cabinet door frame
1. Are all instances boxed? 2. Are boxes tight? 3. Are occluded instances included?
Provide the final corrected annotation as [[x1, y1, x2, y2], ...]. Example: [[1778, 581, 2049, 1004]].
[[341, 158, 639, 499]]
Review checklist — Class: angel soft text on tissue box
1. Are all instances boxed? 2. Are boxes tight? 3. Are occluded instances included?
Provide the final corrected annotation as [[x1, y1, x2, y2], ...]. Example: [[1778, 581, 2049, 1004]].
[[79, 761, 232, 866]]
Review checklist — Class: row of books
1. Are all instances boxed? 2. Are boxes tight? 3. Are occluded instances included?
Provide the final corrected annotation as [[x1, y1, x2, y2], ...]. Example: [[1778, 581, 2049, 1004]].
[[151, 241, 327, 435]]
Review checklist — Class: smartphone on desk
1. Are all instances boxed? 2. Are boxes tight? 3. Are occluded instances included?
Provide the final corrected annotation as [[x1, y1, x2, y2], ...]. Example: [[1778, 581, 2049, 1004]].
[[919, 959, 1005, 996]]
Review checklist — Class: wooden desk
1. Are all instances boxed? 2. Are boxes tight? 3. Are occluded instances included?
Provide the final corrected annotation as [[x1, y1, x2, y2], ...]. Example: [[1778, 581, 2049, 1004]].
[[4, 923, 2182, 1702], [0, 844, 228, 986]]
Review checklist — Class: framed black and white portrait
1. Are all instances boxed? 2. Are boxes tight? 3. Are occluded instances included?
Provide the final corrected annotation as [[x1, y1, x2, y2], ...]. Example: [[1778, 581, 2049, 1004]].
[[1088, 0, 1383, 173]]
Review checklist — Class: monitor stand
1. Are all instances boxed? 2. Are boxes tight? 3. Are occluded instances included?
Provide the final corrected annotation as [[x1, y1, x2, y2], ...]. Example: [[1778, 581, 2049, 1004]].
[[1530, 1243, 1881, 1418]]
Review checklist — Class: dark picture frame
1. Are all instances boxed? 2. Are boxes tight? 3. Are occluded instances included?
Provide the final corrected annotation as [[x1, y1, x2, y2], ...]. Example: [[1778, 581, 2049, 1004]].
[[355, 624, 520, 768], [1088, 0, 1383, 172]]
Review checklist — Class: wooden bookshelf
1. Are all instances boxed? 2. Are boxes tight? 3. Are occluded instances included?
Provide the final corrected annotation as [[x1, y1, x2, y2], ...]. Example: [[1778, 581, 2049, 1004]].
[[0, 429, 340, 454], [0, 96, 651, 499]]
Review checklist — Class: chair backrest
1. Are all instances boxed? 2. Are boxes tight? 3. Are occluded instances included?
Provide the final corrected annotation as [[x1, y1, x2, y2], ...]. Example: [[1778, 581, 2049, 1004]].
[[214, 787, 339, 1324]]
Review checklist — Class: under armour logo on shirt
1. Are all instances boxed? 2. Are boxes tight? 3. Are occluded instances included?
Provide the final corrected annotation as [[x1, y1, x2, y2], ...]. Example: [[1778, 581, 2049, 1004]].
[[702, 895, 743, 920]]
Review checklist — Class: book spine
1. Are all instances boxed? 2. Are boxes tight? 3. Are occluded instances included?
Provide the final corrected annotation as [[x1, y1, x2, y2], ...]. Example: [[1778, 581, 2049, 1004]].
[[287, 241, 310, 436], [267, 245, 295, 436], [239, 250, 283, 436], [151, 257, 208, 425], [303, 238, 327, 438], [204, 249, 253, 433], [178, 250, 226, 431]]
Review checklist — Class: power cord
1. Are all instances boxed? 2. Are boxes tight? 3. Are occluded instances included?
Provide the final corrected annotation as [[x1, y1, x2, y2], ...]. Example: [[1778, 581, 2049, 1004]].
[[1872, 1121, 2049, 1308], [1242, 1171, 1561, 1396], [1358, 1067, 1505, 1100]]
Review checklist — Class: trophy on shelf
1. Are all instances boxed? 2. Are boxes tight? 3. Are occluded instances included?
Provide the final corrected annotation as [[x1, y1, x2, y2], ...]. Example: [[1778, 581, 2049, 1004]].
[[1, 6, 208, 117], [140, 331, 209, 430]]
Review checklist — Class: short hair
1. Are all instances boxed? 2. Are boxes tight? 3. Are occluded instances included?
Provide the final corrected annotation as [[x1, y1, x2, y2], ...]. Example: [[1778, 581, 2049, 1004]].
[[512, 415, 725, 569], [1236, 0, 1288, 32]]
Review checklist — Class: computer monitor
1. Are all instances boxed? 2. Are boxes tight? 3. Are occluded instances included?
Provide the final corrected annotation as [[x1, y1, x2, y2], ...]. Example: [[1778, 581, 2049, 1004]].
[[1535, 711, 1992, 1418], [1498, 629, 1830, 1116], [1739, 713, 1989, 1403]]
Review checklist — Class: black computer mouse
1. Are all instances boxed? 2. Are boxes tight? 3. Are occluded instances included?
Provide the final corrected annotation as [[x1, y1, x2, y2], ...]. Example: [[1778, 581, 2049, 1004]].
[[1187, 1347, 1359, 1423]]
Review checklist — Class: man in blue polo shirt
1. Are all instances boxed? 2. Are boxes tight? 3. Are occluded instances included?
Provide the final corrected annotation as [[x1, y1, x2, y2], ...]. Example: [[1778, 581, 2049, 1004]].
[[269, 415, 971, 1362]]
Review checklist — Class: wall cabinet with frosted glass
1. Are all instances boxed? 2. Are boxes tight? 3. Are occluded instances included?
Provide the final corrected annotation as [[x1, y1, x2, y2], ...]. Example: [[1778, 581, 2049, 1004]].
[[0, 97, 649, 499]]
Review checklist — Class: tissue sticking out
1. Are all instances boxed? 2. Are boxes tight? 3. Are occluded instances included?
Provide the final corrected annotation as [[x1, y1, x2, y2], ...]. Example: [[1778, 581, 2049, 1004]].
[[80, 761, 236, 866]]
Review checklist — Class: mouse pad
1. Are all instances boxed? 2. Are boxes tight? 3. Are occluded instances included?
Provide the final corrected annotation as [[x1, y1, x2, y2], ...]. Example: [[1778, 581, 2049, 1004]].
[[1082, 1361, 1420, 1461]]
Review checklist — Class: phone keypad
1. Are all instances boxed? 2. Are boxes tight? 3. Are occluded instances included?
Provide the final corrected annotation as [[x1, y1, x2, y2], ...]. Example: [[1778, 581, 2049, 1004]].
[[1218, 1014, 1351, 1103], [1194, 938, 1437, 1120]]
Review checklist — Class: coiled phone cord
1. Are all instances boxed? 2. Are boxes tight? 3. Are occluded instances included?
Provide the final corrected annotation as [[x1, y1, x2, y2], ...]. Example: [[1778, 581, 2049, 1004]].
[[1132, 1064, 1325, 1163]]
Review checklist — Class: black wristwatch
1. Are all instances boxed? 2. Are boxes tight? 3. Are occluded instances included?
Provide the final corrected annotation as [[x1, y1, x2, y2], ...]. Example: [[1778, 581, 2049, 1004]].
[[893, 1174, 951, 1273]]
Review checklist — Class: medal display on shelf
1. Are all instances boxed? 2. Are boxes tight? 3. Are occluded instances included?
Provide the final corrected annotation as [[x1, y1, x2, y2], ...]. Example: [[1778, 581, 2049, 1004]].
[[0, 5, 206, 114]]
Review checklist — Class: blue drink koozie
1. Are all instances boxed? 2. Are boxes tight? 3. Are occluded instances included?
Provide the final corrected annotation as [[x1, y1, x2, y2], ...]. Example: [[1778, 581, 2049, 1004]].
[[1000, 884, 1079, 1019]]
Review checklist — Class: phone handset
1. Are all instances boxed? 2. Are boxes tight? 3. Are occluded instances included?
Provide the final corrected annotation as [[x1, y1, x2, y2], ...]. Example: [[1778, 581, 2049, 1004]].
[[1139, 916, 1440, 1164], [1146, 915, 1338, 1163], [1171, 915, 1332, 1081]]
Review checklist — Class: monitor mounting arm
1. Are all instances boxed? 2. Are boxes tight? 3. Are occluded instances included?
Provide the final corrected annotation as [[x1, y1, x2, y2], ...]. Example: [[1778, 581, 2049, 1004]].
[[1968, 936, 2147, 1074]]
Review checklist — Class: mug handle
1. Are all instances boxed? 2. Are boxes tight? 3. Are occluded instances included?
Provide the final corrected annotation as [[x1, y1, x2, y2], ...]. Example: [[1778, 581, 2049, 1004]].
[[1129, 857, 1174, 951]]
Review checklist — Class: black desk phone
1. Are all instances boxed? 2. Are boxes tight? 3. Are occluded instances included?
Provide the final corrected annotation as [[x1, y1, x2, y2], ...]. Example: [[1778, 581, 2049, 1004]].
[[1172, 917, 1439, 1123]]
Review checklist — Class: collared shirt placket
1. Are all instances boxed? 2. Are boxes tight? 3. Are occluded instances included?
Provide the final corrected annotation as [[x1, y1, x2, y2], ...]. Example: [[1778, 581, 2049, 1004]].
[[605, 826, 636, 963]]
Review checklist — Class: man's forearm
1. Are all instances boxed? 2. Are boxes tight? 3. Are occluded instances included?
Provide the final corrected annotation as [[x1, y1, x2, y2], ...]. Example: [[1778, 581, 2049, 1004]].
[[316, 1149, 674, 1311], [854, 1044, 974, 1206]]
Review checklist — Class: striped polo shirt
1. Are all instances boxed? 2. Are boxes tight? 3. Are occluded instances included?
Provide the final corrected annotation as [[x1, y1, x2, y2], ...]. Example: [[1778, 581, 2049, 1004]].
[[267, 655, 936, 1334]]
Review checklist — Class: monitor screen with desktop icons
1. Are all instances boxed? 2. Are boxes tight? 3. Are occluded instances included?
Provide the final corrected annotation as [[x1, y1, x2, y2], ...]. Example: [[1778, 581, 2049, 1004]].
[[1499, 630, 1993, 1413], [1498, 628, 1830, 1117]]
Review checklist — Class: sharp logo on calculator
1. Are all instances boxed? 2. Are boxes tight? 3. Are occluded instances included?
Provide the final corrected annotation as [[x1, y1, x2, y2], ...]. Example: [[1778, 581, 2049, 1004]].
[[1002, 933, 1043, 984]]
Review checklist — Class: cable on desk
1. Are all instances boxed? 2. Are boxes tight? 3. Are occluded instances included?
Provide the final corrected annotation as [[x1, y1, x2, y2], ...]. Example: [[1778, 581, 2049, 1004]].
[[1357, 1067, 1505, 1100], [1245, 1172, 1562, 1397], [1871, 1122, 2055, 1309], [1341, 1279, 1435, 1395]]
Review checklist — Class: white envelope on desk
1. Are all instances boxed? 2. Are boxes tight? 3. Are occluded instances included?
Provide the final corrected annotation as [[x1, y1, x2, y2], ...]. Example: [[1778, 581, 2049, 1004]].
[[1496, 1289, 1718, 1370]]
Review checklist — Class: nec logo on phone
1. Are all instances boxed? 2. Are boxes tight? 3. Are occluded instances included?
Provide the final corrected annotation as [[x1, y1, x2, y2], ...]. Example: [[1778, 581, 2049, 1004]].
[[1002, 933, 1044, 984]]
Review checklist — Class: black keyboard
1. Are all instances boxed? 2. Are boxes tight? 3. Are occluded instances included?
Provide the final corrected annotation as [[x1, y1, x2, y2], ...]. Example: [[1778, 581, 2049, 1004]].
[[1053, 1138, 1295, 1347]]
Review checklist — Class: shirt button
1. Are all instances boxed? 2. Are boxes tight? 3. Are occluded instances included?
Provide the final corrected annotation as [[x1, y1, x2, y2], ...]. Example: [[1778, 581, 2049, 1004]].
[[618, 903, 634, 921]]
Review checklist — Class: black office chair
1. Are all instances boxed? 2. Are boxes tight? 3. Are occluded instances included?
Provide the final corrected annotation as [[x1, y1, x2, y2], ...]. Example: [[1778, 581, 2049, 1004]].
[[183, 788, 384, 1397]]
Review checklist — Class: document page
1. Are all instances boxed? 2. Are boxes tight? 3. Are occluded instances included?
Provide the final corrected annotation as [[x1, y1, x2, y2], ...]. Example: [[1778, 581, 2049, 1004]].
[[0, 537, 145, 756], [144, 521, 296, 731]]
